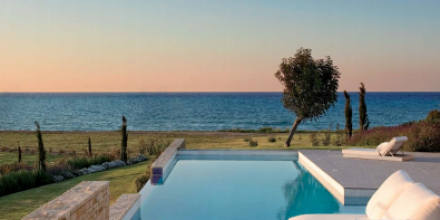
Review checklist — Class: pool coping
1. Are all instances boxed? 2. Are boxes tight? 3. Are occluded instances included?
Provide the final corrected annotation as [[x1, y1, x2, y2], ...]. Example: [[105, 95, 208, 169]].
[[298, 151, 374, 205], [148, 141, 375, 206], [150, 138, 186, 184]]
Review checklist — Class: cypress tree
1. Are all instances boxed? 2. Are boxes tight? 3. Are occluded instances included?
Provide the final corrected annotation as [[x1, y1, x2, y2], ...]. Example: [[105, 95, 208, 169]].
[[121, 116, 128, 162], [18, 141, 22, 163], [359, 82, 370, 131], [88, 137, 92, 157], [35, 122, 47, 172], [343, 91, 353, 138]]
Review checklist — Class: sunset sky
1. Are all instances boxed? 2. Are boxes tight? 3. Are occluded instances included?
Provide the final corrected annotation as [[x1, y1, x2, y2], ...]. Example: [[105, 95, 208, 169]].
[[1, 0, 439, 92]]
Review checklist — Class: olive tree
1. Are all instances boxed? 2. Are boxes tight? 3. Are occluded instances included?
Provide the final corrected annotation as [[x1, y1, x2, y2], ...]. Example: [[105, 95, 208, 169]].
[[275, 48, 340, 147]]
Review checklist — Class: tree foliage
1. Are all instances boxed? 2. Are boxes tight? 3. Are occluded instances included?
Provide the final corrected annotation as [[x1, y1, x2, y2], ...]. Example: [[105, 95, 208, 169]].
[[35, 122, 46, 172], [88, 137, 92, 157], [18, 141, 22, 163], [343, 91, 353, 137], [121, 116, 128, 162], [359, 82, 370, 131], [275, 48, 340, 146]]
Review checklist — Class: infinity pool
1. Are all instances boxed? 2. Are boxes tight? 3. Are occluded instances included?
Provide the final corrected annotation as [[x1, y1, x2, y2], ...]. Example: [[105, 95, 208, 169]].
[[138, 154, 364, 220]]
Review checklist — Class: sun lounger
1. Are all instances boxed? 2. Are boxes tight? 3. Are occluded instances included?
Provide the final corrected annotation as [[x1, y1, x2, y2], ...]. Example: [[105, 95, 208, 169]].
[[289, 170, 440, 220], [342, 136, 414, 162]]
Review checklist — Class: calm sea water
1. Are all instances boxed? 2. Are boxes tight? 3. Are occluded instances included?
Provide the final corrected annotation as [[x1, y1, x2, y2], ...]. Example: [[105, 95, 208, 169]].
[[0, 92, 439, 131]]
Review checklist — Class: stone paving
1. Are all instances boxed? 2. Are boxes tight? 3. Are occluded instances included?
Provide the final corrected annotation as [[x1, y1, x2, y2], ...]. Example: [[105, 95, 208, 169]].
[[300, 150, 440, 195]]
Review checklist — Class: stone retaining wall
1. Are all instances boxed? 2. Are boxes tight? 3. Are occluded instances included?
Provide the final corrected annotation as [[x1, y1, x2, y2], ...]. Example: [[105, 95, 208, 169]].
[[22, 181, 109, 220], [109, 194, 140, 220]]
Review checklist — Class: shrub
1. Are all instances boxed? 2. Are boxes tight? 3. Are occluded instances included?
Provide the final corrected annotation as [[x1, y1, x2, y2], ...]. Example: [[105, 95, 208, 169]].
[[0, 163, 34, 175], [258, 127, 273, 133], [248, 139, 258, 147], [243, 137, 251, 142], [109, 149, 120, 161], [135, 174, 150, 192], [426, 110, 440, 123], [137, 138, 148, 155], [145, 139, 171, 156], [268, 136, 276, 143], [347, 122, 440, 152], [65, 154, 111, 170], [0, 170, 53, 197], [1, 146, 9, 152], [219, 127, 289, 133], [70, 150, 76, 155], [321, 133, 331, 146], [333, 133, 345, 146], [310, 134, 319, 147], [47, 164, 71, 176]]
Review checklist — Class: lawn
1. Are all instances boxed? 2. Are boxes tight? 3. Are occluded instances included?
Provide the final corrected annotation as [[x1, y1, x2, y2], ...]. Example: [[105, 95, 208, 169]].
[[0, 131, 364, 157], [0, 161, 150, 220], [0, 152, 63, 165], [0, 131, 367, 220]]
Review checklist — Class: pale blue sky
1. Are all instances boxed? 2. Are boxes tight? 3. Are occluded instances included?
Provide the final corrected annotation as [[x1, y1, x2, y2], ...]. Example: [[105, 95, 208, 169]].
[[1, 0, 439, 92]]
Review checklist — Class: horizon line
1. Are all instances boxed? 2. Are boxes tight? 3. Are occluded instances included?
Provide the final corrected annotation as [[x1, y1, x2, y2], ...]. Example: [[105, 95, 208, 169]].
[[1, 91, 440, 94]]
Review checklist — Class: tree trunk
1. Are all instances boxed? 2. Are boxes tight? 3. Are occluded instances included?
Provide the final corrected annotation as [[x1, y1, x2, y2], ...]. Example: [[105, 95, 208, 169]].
[[285, 117, 303, 147]]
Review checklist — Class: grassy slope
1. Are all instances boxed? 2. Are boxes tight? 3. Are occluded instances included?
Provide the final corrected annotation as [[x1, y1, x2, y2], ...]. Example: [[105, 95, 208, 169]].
[[0, 161, 149, 220]]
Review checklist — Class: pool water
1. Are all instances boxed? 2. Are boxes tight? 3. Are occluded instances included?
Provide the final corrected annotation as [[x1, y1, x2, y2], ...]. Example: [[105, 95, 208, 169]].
[[139, 158, 364, 220]]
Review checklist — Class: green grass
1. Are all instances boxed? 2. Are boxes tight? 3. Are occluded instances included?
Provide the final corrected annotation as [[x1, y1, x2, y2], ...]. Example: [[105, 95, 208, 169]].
[[0, 131, 370, 164], [0, 161, 150, 220], [0, 152, 63, 166], [0, 130, 369, 219]]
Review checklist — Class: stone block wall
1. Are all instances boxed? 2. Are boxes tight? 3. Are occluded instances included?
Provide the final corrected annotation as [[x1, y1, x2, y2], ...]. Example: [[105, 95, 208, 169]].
[[22, 181, 109, 220], [109, 194, 140, 220]]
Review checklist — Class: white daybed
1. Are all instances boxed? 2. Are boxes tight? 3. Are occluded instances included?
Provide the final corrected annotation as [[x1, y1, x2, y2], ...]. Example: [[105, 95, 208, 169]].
[[342, 136, 414, 162], [289, 170, 440, 220]]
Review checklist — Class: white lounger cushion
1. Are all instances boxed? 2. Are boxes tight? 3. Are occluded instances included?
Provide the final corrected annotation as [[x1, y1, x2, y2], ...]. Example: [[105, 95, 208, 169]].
[[366, 170, 414, 219], [383, 183, 440, 220], [376, 142, 389, 154], [288, 214, 368, 220], [379, 136, 408, 156]]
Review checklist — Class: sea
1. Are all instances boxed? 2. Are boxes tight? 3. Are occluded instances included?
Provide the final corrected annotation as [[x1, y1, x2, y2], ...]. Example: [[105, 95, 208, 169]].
[[0, 92, 439, 131]]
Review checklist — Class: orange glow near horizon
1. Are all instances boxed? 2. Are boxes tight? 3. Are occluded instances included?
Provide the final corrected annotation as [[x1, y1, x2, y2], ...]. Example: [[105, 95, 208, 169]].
[[1, 1, 439, 92]]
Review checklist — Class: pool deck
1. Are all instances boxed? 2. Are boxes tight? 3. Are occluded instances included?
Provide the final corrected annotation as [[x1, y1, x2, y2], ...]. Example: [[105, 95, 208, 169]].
[[299, 150, 440, 205]]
